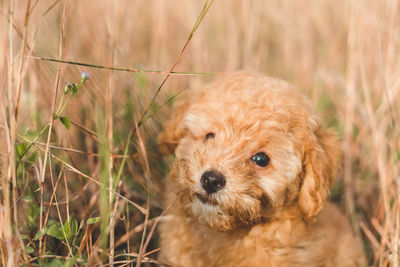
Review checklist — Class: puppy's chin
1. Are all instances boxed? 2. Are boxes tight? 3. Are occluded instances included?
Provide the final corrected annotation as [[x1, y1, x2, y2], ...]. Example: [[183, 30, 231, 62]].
[[182, 191, 267, 231], [189, 198, 236, 231]]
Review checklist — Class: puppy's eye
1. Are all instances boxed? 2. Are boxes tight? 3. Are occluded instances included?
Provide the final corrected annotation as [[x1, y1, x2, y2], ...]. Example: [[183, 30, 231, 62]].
[[251, 152, 270, 167], [204, 133, 215, 141]]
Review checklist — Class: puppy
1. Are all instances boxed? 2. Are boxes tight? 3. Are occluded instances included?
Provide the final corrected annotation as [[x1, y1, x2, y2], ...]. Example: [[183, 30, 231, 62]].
[[158, 73, 365, 266]]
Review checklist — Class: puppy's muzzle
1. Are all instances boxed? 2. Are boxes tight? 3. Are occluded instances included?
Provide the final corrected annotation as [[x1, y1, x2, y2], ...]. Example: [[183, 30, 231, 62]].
[[200, 170, 226, 194]]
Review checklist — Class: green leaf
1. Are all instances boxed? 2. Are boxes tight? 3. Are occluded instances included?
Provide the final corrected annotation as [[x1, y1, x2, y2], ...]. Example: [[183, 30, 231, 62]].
[[26, 151, 38, 163], [33, 228, 47, 241], [62, 218, 78, 240], [46, 220, 65, 240], [63, 219, 71, 239], [71, 219, 78, 237], [86, 217, 100, 225], [64, 257, 77, 267], [25, 246, 34, 254], [59, 116, 71, 129], [27, 203, 40, 226], [15, 143, 28, 159], [40, 258, 64, 267]]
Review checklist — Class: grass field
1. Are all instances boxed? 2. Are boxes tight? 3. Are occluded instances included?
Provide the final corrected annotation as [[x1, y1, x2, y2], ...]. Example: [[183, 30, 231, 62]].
[[0, 0, 399, 266]]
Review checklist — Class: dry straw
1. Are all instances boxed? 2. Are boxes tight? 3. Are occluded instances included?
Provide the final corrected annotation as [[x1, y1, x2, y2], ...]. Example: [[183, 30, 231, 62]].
[[0, 0, 398, 266]]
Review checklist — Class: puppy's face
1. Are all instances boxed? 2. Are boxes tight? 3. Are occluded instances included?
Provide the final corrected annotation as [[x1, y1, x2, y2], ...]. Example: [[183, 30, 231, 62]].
[[159, 74, 339, 231]]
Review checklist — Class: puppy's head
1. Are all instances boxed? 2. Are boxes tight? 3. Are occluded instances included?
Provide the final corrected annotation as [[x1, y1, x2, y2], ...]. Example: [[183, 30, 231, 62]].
[[159, 73, 339, 231]]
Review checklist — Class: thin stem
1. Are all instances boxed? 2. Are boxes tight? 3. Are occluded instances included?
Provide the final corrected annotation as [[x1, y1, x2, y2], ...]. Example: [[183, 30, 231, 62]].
[[124, 0, 215, 150], [17, 134, 147, 214], [7, 0, 31, 264], [54, 92, 66, 116], [25, 55, 220, 76], [38, 0, 67, 254], [4, 0, 16, 265], [57, 93, 72, 117], [107, 11, 116, 263]]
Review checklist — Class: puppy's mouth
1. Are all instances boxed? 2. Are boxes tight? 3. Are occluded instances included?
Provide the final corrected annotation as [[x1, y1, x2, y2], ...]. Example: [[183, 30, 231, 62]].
[[194, 193, 218, 206]]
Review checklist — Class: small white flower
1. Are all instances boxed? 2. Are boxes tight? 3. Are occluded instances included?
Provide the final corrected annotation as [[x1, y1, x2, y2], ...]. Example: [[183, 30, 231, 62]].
[[80, 72, 90, 83]]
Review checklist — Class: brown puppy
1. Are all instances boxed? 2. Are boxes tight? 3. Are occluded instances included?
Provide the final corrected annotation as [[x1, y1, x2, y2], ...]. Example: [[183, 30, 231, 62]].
[[158, 73, 365, 266]]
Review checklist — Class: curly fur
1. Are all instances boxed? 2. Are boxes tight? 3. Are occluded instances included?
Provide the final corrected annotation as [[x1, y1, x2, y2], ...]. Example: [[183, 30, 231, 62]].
[[158, 73, 365, 266]]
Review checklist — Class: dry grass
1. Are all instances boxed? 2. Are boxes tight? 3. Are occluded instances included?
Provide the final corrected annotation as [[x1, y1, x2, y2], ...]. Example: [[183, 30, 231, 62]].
[[0, 0, 399, 266]]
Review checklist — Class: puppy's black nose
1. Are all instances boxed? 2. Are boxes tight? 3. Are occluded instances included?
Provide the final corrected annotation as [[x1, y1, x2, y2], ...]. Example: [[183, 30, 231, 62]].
[[200, 170, 226, 194]]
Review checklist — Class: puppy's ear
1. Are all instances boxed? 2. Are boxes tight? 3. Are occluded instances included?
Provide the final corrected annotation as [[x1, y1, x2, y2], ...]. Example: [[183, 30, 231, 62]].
[[298, 123, 340, 220], [157, 99, 191, 154]]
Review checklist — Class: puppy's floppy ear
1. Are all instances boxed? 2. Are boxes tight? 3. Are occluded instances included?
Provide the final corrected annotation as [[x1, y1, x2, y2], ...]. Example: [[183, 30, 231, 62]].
[[298, 123, 340, 220], [157, 98, 192, 154]]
